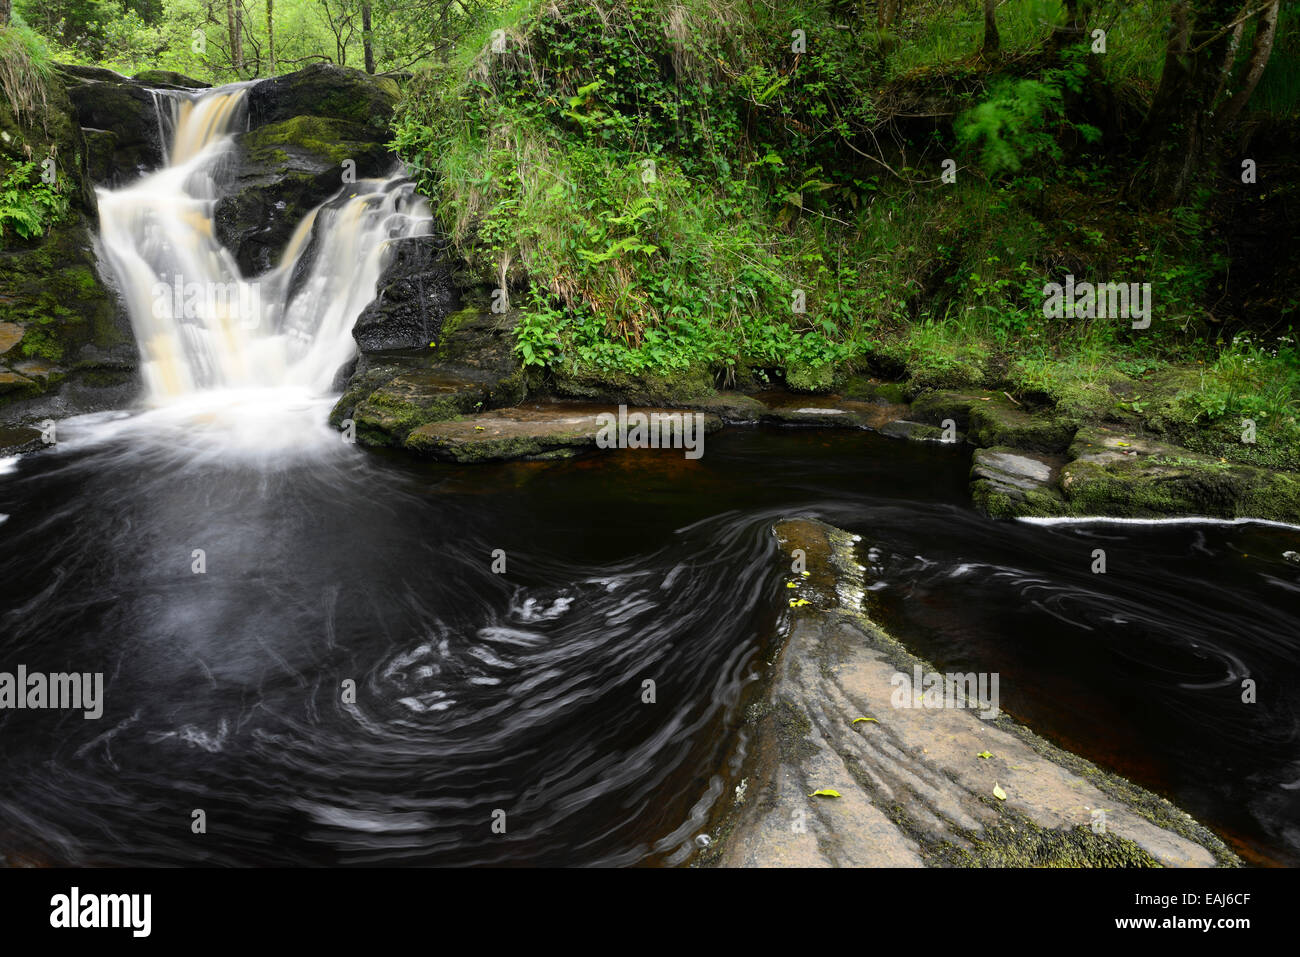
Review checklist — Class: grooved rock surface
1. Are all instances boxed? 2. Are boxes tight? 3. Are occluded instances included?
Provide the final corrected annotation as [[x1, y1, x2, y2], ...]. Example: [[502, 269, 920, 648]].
[[707, 518, 1236, 868]]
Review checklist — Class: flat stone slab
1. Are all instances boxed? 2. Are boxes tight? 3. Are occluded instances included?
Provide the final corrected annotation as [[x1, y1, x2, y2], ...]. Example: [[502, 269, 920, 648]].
[[911, 389, 1075, 452], [0, 370, 35, 395], [0, 425, 44, 456], [1057, 425, 1300, 522], [705, 518, 1236, 868], [879, 418, 965, 444], [752, 390, 908, 430], [0, 322, 23, 357], [405, 402, 723, 462], [974, 448, 1054, 485]]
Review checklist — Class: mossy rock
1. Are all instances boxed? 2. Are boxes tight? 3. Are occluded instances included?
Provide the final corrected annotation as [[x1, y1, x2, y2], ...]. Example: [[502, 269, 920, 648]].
[[970, 447, 1069, 519], [246, 64, 399, 133], [405, 405, 723, 463], [1060, 426, 1300, 522], [839, 376, 908, 405], [909, 390, 1074, 452], [0, 216, 132, 421], [783, 358, 836, 394], [967, 398, 1075, 453], [550, 362, 713, 406], [214, 115, 395, 275], [59, 71, 165, 187], [351, 365, 525, 447], [132, 70, 209, 89], [240, 115, 383, 170]]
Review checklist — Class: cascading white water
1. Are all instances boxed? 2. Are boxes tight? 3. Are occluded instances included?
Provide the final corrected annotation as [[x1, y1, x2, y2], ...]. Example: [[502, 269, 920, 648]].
[[94, 83, 432, 428]]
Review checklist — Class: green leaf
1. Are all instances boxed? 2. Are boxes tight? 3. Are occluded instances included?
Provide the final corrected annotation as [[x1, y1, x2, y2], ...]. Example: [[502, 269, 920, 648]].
[[992, 783, 1007, 801], [977, 751, 993, 759], [852, 717, 878, 725], [809, 788, 841, 798]]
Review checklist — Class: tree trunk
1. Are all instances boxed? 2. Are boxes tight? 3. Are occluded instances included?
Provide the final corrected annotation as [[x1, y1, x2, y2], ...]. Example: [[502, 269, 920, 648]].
[[1213, 0, 1281, 136], [234, 1, 244, 72], [878, 0, 902, 31], [226, 0, 238, 69], [1211, 14, 1245, 108], [0, 0, 11, 28], [266, 0, 275, 75], [982, 0, 1000, 55], [362, 4, 375, 75], [226, 0, 245, 73], [1142, 1, 1241, 205]]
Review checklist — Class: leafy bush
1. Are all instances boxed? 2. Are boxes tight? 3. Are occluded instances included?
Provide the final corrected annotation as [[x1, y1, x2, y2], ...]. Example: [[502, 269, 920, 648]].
[[0, 159, 70, 245]]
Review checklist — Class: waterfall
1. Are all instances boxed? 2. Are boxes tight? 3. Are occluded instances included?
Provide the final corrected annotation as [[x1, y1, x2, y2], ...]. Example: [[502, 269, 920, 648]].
[[94, 83, 433, 408]]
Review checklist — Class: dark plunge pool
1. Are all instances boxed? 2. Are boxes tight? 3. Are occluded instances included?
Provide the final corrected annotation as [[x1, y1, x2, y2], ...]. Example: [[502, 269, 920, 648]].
[[1, 407, 1297, 866]]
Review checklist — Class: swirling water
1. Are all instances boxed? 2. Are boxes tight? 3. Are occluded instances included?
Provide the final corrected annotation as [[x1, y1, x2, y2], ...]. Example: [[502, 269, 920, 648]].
[[0, 424, 1297, 866], [2, 79, 1297, 868]]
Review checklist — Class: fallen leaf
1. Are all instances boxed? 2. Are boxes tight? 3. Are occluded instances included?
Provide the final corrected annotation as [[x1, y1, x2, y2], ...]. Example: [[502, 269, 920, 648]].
[[993, 783, 1007, 801], [852, 717, 878, 725], [809, 789, 841, 798], [977, 750, 993, 759]]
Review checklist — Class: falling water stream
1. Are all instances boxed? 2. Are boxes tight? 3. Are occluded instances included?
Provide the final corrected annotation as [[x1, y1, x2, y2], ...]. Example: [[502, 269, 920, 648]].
[[94, 84, 431, 432], [0, 84, 1297, 867]]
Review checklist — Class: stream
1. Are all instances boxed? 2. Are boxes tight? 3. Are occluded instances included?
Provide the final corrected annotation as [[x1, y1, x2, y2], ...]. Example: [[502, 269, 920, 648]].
[[0, 81, 1297, 868]]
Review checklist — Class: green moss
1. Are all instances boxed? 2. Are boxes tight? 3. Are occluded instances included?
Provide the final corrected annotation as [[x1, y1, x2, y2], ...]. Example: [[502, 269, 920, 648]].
[[785, 358, 835, 394], [551, 361, 713, 406], [1058, 455, 1300, 523], [972, 480, 1070, 519], [17, 324, 65, 363], [404, 422, 594, 461], [241, 116, 372, 168]]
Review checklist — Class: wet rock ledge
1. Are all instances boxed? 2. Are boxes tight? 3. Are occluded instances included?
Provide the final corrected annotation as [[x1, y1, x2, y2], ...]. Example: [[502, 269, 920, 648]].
[[700, 517, 1239, 868]]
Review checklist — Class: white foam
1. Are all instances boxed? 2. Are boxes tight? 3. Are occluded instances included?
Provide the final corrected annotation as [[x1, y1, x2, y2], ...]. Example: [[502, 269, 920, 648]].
[[1018, 515, 1300, 532]]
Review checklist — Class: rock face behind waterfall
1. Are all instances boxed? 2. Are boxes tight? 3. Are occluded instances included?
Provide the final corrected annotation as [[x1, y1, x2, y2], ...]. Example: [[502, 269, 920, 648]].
[[0, 66, 137, 439], [214, 65, 404, 275], [0, 64, 411, 440]]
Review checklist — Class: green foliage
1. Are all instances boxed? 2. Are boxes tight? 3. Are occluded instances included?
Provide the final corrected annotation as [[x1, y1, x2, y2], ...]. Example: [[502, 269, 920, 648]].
[[957, 77, 1065, 176], [0, 159, 70, 246], [955, 51, 1100, 179], [1183, 334, 1300, 428], [0, 20, 55, 126], [392, 0, 883, 383]]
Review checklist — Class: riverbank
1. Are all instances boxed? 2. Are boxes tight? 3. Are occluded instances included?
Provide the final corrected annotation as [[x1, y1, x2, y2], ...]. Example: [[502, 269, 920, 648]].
[[697, 516, 1239, 868]]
